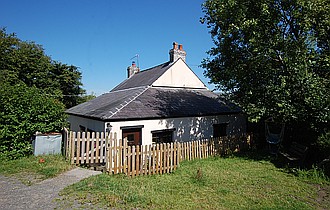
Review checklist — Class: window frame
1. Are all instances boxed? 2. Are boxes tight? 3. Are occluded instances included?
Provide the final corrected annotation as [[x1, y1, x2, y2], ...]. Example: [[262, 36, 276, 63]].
[[151, 128, 176, 144]]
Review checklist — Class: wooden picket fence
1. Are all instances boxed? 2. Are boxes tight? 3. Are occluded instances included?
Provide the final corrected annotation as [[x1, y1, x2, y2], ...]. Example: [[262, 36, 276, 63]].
[[64, 129, 251, 176]]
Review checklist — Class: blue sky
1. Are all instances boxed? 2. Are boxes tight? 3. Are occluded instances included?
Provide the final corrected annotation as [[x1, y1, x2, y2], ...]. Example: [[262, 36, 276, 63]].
[[1, 0, 215, 95]]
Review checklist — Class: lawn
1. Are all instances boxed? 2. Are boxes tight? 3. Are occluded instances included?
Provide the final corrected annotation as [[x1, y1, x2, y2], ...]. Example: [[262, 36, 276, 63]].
[[0, 155, 72, 185], [59, 155, 330, 209]]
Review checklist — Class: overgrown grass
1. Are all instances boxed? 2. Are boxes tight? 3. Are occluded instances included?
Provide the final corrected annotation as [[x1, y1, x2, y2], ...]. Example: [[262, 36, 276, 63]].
[[0, 154, 72, 185], [60, 156, 330, 209]]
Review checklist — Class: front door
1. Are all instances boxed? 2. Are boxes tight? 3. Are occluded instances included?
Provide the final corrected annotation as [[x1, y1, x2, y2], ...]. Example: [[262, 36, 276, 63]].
[[122, 128, 142, 146]]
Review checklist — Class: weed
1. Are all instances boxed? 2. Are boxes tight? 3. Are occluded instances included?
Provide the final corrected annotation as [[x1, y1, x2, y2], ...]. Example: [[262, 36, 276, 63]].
[[291, 166, 330, 184]]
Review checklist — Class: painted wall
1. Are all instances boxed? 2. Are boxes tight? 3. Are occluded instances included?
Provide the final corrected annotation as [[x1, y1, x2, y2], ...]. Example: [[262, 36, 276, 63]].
[[153, 59, 206, 89], [68, 115, 105, 132], [68, 114, 246, 145]]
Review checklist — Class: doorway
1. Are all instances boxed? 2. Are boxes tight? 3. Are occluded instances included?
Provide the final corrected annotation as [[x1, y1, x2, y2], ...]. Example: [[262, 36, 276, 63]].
[[122, 127, 142, 146]]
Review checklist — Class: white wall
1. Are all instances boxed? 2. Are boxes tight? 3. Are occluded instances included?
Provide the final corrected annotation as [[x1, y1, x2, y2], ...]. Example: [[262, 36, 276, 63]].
[[68, 115, 105, 132], [68, 114, 246, 145], [153, 59, 206, 89]]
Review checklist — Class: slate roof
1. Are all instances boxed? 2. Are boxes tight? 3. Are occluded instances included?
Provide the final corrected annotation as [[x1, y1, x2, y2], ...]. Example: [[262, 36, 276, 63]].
[[66, 87, 148, 120], [111, 61, 172, 91], [66, 86, 241, 121], [66, 59, 242, 121]]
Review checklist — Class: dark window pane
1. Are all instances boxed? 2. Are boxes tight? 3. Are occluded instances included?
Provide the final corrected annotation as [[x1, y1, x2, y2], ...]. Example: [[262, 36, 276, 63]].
[[213, 123, 228, 137]]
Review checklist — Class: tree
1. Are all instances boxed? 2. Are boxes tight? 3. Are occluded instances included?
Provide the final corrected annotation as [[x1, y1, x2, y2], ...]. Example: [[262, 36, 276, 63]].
[[201, 0, 329, 142], [51, 61, 86, 108], [0, 82, 67, 159], [0, 28, 88, 108], [0, 28, 95, 158]]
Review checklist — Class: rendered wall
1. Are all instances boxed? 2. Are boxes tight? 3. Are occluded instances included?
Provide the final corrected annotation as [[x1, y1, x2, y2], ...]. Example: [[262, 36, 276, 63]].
[[68, 115, 105, 132], [68, 114, 246, 145], [110, 114, 246, 145], [152, 59, 206, 89]]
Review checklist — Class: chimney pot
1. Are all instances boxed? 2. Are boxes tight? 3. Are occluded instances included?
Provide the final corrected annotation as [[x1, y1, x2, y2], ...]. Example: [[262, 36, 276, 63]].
[[169, 42, 186, 62], [173, 42, 178, 50], [127, 61, 140, 78]]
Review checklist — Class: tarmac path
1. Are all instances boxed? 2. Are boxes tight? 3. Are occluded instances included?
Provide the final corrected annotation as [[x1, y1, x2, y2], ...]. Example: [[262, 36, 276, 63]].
[[0, 168, 101, 210]]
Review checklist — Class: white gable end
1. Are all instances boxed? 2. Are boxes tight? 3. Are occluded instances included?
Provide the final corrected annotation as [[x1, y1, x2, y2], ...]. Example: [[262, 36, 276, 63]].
[[152, 59, 206, 89]]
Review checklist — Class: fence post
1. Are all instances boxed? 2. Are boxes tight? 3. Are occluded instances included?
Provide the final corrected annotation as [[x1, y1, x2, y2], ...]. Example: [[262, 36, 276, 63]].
[[86, 132, 90, 163], [176, 142, 179, 164], [178, 142, 180, 167], [81, 132, 86, 164], [133, 145, 142, 176], [151, 145, 157, 174], [123, 137, 127, 175], [100, 132, 104, 164], [63, 128, 68, 159], [127, 145, 131, 176], [159, 144, 163, 174], [76, 132, 82, 164], [142, 144, 146, 175], [70, 132, 75, 164], [131, 145, 136, 177], [108, 133, 112, 173], [118, 138, 122, 173]]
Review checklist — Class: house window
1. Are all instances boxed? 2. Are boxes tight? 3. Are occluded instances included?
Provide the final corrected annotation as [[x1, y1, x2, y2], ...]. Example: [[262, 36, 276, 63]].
[[151, 128, 176, 144], [213, 123, 228, 138], [121, 125, 144, 146]]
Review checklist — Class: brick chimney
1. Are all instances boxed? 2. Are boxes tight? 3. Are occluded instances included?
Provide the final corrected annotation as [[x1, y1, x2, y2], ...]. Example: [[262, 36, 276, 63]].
[[169, 42, 186, 62], [127, 61, 140, 78]]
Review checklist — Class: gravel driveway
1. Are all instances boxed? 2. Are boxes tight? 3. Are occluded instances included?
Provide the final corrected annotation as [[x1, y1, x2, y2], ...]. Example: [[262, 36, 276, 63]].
[[0, 168, 101, 210]]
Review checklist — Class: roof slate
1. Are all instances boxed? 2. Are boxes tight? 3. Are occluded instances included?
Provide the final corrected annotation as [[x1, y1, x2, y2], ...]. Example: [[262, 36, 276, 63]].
[[111, 62, 172, 91], [66, 87, 241, 121], [66, 59, 242, 121], [66, 87, 147, 120]]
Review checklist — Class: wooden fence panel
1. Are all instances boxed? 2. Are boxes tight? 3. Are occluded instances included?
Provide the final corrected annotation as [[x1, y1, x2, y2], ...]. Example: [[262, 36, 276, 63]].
[[66, 131, 250, 176]]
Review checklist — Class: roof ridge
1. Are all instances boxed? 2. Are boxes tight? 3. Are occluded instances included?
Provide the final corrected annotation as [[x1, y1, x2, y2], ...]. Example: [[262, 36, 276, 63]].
[[150, 86, 208, 90], [105, 86, 150, 119], [138, 61, 171, 73], [110, 61, 173, 92]]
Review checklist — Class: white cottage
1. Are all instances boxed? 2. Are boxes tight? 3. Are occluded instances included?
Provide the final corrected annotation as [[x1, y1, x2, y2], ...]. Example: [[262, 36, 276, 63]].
[[66, 42, 246, 146]]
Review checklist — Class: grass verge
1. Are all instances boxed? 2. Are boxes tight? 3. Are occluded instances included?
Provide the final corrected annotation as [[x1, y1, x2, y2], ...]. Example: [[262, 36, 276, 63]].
[[0, 154, 73, 185], [60, 156, 329, 209]]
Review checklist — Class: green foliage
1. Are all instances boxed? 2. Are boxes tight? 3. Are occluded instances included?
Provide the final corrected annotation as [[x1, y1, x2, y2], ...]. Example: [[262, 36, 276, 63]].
[[287, 166, 329, 185], [316, 131, 330, 158], [0, 28, 92, 157], [77, 92, 96, 105], [0, 28, 86, 108], [0, 83, 67, 159], [51, 61, 86, 108], [201, 0, 329, 132]]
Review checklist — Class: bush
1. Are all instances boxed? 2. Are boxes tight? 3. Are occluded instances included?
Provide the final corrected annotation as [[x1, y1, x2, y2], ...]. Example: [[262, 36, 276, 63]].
[[0, 83, 67, 159], [316, 131, 330, 158], [315, 131, 330, 176]]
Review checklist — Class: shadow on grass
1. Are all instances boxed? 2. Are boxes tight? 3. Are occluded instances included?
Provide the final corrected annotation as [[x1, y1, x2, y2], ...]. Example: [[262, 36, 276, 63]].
[[229, 147, 301, 170], [229, 147, 330, 183]]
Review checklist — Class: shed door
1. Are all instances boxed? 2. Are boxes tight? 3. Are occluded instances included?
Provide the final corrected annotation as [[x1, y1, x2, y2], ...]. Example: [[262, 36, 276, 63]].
[[122, 128, 142, 146]]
